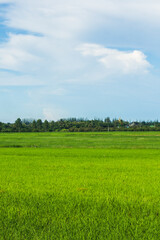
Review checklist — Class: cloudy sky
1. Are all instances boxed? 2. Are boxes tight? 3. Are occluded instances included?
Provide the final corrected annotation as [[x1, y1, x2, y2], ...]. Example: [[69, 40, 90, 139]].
[[0, 0, 160, 122]]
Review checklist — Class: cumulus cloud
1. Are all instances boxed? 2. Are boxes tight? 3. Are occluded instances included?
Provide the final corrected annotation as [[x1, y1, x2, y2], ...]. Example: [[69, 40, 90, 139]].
[[43, 107, 67, 121], [77, 44, 151, 74], [0, 34, 41, 71], [0, 0, 157, 87]]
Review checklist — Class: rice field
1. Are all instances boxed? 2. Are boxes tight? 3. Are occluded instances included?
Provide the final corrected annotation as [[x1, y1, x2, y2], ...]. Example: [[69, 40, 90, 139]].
[[0, 132, 160, 239]]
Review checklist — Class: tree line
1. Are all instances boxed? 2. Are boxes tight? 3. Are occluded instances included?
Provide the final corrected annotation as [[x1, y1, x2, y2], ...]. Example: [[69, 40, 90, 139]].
[[0, 117, 160, 132]]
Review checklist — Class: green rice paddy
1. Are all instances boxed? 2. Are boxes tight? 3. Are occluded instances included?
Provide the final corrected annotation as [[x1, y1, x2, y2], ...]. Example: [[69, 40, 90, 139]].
[[0, 132, 160, 239]]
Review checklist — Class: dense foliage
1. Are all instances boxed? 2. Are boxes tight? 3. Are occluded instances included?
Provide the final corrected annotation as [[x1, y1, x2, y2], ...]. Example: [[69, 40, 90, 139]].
[[1, 117, 160, 132]]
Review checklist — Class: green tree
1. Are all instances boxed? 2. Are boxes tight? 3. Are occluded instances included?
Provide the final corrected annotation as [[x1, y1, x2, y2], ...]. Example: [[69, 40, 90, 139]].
[[43, 120, 49, 132], [14, 118, 22, 132], [37, 119, 43, 131], [32, 120, 37, 132], [105, 117, 111, 124]]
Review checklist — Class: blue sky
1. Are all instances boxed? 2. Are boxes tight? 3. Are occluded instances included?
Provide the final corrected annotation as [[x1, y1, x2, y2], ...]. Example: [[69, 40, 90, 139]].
[[0, 0, 160, 122]]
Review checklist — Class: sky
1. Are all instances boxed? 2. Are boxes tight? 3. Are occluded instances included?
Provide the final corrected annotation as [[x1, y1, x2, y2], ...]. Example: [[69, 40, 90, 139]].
[[0, 0, 160, 122]]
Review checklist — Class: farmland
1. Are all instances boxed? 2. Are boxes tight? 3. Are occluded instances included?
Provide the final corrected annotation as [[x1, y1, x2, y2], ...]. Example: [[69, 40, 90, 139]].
[[0, 132, 160, 239]]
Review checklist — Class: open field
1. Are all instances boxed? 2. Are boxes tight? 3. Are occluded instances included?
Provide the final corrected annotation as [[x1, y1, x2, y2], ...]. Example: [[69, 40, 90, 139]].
[[1, 131, 160, 148], [0, 132, 160, 239]]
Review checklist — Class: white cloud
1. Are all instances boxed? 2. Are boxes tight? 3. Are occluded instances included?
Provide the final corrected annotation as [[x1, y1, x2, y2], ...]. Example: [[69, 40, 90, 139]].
[[0, 34, 41, 71], [4, 0, 160, 31], [43, 107, 67, 121], [0, 0, 157, 87], [0, 71, 43, 86], [77, 44, 151, 74]]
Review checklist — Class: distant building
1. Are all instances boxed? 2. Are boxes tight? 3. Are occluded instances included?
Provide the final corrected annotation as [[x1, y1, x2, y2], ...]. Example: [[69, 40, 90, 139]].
[[129, 122, 139, 127]]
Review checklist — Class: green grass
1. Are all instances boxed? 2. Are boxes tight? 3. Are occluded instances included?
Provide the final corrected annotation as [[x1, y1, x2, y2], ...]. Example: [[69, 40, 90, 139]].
[[0, 132, 160, 239], [1, 131, 160, 148]]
